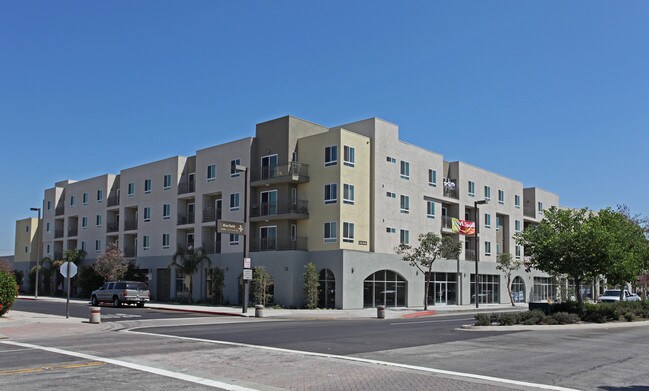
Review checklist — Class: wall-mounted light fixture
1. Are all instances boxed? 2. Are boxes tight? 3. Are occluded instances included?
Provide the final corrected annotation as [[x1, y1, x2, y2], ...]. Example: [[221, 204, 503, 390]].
[[284, 266, 288, 271], [351, 267, 355, 273]]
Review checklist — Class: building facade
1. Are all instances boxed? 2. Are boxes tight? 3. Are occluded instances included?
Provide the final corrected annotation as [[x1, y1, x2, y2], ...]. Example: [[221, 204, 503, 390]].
[[21, 115, 563, 308]]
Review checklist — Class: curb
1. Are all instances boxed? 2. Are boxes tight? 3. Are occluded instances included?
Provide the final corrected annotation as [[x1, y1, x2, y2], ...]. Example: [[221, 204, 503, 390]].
[[145, 305, 248, 317], [401, 310, 437, 318]]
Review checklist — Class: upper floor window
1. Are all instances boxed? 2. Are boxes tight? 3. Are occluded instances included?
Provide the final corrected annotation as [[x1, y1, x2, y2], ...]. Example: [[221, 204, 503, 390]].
[[143, 207, 151, 222], [162, 233, 170, 249], [343, 184, 355, 205], [343, 222, 355, 243], [514, 194, 521, 208], [426, 201, 436, 218], [324, 222, 337, 243], [95, 240, 102, 253], [428, 170, 437, 186], [400, 195, 410, 213], [96, 214, 102, 227], [400, 161, 410, 179], [496, 215, 501, 230], [162, 204, 171, 219], [230, 193, 240, 211], [81, 217, 87, 228], [538, 202, 544, 213], [163, 174, 172, 189], [515, 245, 521, 259], [46, 222, 50, 232], [325, 145, 338, 166], [97, 189, 103, 202], [47, 200, 52, 210], [143, 235, 150, 250], [515, 219, 521, 232], [386, 156, 396, 164], [484, 186, 491, 200], [485, 213, 491, 228], [144, 179, 152, 193], [229, 234, 240, 245], [485, 241, 492, 256], [207, 164, 216, 182], [324, 184, 338, 204], [230, 159, 241, 177], [82, 193, 88, 205], [400, 229, 410, 245], [498, 190, 505, 204], [386, 191, 396, 198], [127, 182, 135, 196], [468, 181, 475, 197], [70, 195, 76, 207], [343, 145, 355, 167]]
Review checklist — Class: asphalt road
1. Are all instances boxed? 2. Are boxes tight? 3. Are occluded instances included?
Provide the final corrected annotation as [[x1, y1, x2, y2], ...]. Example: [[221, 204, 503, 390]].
[[12, 298, 222, 322]]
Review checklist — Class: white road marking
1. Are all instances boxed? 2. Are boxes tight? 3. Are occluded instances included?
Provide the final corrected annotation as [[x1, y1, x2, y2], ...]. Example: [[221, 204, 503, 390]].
[[125, 329, 580, 391], [0, 340, 259, 391], [390, 317, 475, 325]]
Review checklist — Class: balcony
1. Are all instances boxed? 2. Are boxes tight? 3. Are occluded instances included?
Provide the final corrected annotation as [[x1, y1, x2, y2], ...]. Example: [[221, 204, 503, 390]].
[[124, 221, 138, 231], [250, 236, 307, 252], [124, 247, 137, 258], [107, 195, 120, 207], [178, 182, 195, 195], [202, 207, 222, 223], [465, 249, 476, 261], [55, 206, 65, 216], [202, 240, 222, 254], [250, 200, 308, 222], [178, 212, 195, 225], [54, 229, 64, 239], [107, 223, 119, 233], [250, 162, 309, 187], [442, 216, 453, 230], [53, 251, 63, 260], [67, 227, 78, 237]]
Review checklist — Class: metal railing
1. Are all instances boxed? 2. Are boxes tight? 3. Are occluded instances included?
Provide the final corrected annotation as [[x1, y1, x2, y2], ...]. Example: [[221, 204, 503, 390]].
[[124, 247, 137, 258], [202, 207, 222, 223], [107, 195, 120, 207], [251, 161, 309, 182], [443, 186, 459, 199], [107, 223, 119, 233], [67, 227, 78, 237], [250, 236, 307, 252], [250, 200, 308, 218], [442, 216, 453, 229], [54, 229, 64, 239], [465, 249, 476, 261], [55, 206, 65, 216], [202, 241, 222, 254], [178, 182, 195, 194], [177, 212, 195, 225], [124, 221, 138, 231]]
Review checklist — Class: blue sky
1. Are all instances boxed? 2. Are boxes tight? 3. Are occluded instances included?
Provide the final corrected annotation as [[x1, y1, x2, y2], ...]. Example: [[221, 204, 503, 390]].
[[1, 1, 648, 256]]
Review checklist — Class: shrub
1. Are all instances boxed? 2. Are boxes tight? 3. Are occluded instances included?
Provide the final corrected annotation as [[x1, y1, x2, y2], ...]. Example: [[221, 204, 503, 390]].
[[549, 312, 580, 325], [519, 309, 546, 325], [493, 312, 519, 326], [551, 301, 579, 315], [623, 311, 635, 322], [582, 303, 618, 323], [0, 272, 17, 316], [474, 313, 491, 326]]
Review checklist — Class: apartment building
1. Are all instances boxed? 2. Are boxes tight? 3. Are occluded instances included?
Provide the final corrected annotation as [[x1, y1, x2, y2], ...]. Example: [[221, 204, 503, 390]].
[[22, 115, 562, 309]]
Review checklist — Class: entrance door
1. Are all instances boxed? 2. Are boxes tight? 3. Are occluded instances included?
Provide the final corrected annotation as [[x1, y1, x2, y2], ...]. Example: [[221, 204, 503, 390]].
[[435, 281, 447, 305], [156, 268, 171, 302], [261, 154, 278, 180]]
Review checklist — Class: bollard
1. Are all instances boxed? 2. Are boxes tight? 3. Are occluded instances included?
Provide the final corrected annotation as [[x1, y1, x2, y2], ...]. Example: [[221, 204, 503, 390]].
[[89, 306, 101, 324], [255, 304, 264, 318], [377, 305, 385, 319]]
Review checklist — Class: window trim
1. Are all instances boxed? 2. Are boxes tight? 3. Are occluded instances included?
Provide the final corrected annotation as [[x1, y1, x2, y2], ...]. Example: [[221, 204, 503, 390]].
[[343, 183, 355, 205], [400, 194, 410, 213], [324, 183, 338, 205], [324, 221, 337, 243], [207, 164, 217, 182], [343, 145, 355, 167], [342, 222, 355, 243], [324, 145, 338, 167], [230, 193, 240, 211], [400, 161, 410, 180]]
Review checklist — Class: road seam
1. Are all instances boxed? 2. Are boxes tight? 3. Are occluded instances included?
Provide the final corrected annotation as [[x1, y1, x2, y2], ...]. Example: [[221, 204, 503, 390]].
[[124, 329, 580, 391]]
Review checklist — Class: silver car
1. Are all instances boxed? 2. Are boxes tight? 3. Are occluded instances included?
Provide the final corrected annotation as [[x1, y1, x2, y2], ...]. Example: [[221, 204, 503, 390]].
[[599, 289, 641, 303], [91, 281, 150, 307]]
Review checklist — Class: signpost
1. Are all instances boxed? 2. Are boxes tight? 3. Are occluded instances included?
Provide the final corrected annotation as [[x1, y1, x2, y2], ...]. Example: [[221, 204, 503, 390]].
[[60, 261, 77, 319], [243, 269, 253, 280], [217, 218, 250, 313], [217, 220, 246, 235]]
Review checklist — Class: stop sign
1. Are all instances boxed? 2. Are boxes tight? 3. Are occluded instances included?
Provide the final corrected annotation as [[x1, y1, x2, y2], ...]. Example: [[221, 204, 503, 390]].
[[60, 262, 78, 278]]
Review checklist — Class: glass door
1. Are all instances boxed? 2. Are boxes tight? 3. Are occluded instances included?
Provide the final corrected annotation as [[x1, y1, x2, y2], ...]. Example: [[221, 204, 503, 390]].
[[261, 154, 278, 180]]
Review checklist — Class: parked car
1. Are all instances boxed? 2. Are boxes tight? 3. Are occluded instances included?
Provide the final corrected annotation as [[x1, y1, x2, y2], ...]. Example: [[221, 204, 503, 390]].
[[598, 289, 641, 303], [91, 281, 150, 307]]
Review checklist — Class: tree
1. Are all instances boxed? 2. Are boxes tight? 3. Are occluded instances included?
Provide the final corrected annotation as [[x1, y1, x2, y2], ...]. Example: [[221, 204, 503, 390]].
[[169, 246, 211, 302], [30, 257, 63, 295], [94, 243, 129, 282], [496, 253, 522, 306], [209, 268, 225, 305], [516, 207, 609, 315], [396, 232, 462, 310], [252, 266, 273, 306], [303, 262, 319, 309], [0, 271, 17, 317]]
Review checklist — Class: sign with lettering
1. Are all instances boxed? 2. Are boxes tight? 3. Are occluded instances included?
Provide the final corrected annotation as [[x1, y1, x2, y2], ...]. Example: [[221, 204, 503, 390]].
[[217, 220, 246, 235]]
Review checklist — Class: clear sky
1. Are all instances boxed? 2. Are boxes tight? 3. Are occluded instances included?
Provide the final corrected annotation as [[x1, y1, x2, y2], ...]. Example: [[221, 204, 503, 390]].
[[1, 1, 648, 256]]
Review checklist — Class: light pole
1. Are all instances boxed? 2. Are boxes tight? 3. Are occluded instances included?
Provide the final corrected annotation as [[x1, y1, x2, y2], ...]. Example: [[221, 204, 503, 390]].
[[30, 207, 41, 299], [234, 164, 249, 314], [474, 199, 488, 308]]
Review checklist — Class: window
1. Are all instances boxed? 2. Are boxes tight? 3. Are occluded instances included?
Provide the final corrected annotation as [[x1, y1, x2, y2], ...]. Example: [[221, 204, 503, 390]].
[[47, 200, 52, 210], [343, 145, 355, 167], [386, 191, 396, 198], [538, 202, 544, 213], [70, 196, 76, 207], [81, 217, 87, 229], [325, 145, 338, 166], [514, 194, 521, 208], [229, 234, 239, 245], [324, 222, 337, 242], [484, 213, 491, 228], [428, 169, 437, 186], [230, 193, 240, 211], [343, 222, 355, 243], [400, 161, 410, 179], [515, 245, 521, 259], [82, 193, 88, 205], [496, 242, 501, 255], [128, 182, 135, 196], [400, 195, 410, 213], [515, 220, 521, 232], [387, 156, 396, 163], [26, 225, 29, 233], [46, 222, 50, 232], [163, 204, 171, 219], [484, 186, 491, 200], [485, 241, 492, 256], [400, 229, 410, 245], [96, 214, 102, 227], [261, 154, 278, 180], [95, 239, 102, 253], [143, 235, 150, 250], [291, 224, 297, 241], [343, 184, 355, 204], [97, 189, 103, 202], [426, 201, 436, 218], [471, 274, 500, 304], [468, 181, 475, 196], [163, 174, 172, 189], [498, 190, 505, 204], [324, 184, 338, 204], [386, 227, 396, 233], [144, 179, 152, 193], [143, 207, 151, 222], [81, 241, 86, 251], [207, 164, 216, 181], [46, 244, 51, 254], [162, 233, 170, 249], [230, 159, 240, 177]]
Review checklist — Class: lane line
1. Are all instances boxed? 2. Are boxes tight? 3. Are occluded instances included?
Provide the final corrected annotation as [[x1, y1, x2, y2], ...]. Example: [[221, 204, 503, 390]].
[[0, 361, 104, 376], [0, 340, 259, 391], [389, 317, 474, 325], [124, 329, 579, 391]]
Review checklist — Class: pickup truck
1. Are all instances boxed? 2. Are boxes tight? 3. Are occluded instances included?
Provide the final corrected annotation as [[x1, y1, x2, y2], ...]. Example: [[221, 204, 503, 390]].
[[91, 281, 150, 307], [598, 289, 641, 303]]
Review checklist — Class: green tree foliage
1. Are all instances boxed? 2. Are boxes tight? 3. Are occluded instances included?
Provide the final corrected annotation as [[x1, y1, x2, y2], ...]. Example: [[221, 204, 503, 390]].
[[396, 232, 462, 310], [93, 243, 128, 282], [30, 257, 63, 295], [169, 246, 211, 302], [496, 253, 522, 306], [0, 271, 17, 316], [78, 265, 104, 297], [209, 268, 225, 305], [303, 262, 319, 309], [252, 266, 273, 306]]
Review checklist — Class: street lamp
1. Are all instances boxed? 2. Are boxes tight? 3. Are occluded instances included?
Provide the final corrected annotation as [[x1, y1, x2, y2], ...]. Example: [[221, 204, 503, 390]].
[[30, 207, 41, 299], [474, 199, 488, 309], [234, 164, 250, 314]]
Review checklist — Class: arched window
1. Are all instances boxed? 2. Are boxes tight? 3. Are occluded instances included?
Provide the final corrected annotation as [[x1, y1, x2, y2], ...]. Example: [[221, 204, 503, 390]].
[[318, 269, 335, 308], [511, 276, 526, 303], [363, 270, 407, 308]]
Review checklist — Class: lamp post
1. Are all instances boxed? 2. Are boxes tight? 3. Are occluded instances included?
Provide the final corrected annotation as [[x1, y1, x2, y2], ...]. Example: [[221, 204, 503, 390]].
[[234, 164, 249, 314], [30, 207, 41, 299], [474, 199, 488, 309]]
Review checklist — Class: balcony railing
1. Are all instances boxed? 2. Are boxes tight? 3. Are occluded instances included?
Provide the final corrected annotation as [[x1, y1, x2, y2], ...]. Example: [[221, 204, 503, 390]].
[[442, 216, 453, 229], [54, 229, 64, 239], [55, 206, 65, 216], [465, 249, 476, 261], [202, 241, 222, 254], [107, 223, 119, 233], [53, 251, 63, 260], [250, 200, 308, 218], [250, 236, 307, 252], [124, 221, 138, 231], [178, 182, 195, 195], [124, 247, 137, 258], [443, 186, 459, 199], [67, 227, 78, 237], [202, 207, 222, 223], [107, 195, 120, 207], [178, 212, 195, 225], [251, 162, 309, 183]]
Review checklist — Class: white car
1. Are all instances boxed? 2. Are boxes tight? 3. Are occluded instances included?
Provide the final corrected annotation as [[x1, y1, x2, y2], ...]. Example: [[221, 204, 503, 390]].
[[599, 289, 641, 303]]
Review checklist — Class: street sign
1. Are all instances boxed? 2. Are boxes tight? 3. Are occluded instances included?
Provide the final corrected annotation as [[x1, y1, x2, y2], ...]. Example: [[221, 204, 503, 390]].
[[243, 258, 251, 269], [243, 269, 253, 280], [217, 220, 246, 235], [60, 262, 77, 278]]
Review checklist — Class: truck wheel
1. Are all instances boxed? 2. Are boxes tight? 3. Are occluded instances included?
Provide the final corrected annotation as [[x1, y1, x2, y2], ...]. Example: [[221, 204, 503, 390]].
[[112, 296, 121, 308], [91, 296, 98, 306], [137, 302, 145, 308]]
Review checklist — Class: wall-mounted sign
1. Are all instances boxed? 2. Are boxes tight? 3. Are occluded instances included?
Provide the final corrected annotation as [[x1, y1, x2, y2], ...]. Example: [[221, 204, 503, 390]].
[[217, 220, 246, 235], [359, 241, 368, 246]]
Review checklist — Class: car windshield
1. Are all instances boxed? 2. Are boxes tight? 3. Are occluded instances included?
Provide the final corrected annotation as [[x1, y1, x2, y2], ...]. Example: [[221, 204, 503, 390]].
[[603, 290, 620, 296], [126, 282, 148, 290]]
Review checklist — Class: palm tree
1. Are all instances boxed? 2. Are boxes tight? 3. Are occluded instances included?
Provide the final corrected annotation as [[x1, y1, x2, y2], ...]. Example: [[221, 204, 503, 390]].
[[31, 257, 63, 295], [169, 246, 211, 302]]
